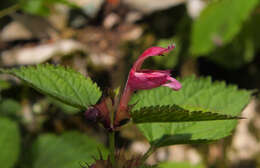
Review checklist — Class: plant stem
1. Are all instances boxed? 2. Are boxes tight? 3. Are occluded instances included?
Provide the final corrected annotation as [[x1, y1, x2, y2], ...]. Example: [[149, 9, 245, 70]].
[[0, 4, 20, 18], [109, 131, 116, 167], [140, 146, 156, 165], [109, 103, 116, 167]]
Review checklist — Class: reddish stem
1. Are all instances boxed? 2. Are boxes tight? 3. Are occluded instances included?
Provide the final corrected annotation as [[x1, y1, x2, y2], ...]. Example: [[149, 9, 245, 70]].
[[114, 85, 132, 126]]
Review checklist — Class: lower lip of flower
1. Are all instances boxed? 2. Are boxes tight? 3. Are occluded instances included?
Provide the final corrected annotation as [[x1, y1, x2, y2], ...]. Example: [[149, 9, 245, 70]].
[[128, 69, 181, 91]]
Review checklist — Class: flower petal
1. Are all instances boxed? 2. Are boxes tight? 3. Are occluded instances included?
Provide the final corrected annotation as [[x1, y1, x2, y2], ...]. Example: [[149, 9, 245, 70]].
[[133, 44, 175, 70], [163, 76, 182, 91], [128, 69, 169, 90]]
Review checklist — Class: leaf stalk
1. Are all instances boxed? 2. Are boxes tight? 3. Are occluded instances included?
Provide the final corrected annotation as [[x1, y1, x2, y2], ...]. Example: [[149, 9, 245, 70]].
[[140, 146, 156, 165]]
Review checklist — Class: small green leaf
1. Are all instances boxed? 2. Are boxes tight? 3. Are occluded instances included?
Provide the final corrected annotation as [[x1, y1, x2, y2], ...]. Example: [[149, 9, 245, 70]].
[[0, 117, 20, 168], [28, 131, 108, 168], [131, 76, 251, 147], [191, 0, 259, 55], [131, 104, 241, 123], [1, 64, 102, 109]]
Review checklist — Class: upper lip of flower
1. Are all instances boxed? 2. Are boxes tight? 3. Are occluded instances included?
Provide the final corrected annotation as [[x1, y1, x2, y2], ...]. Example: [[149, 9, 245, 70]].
[[132, 44, 175, 71], [128, 44, 181, 91]]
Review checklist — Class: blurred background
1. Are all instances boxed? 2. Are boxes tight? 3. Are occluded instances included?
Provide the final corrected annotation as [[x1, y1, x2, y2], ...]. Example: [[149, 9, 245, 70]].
[[0, 0, 260, 168]]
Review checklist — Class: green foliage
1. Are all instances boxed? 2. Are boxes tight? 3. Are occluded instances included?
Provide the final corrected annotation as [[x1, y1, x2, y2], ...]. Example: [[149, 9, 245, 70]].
[[48, 97, 81, 115], [0, 99, 21, 117], [20, 0, 78, 16], [1, 64, 102, 109], [0, 117, 20, 168], [191, 0, 260, 55], [208, 32, 254, 69], [138, 165, 158, 168], [0, 80, 10, 101], [246, 13, 260, 50], [158, 162, 205, 168], [138, 162, 205, 168], [131, 104, 240, 123], [208, 13, 260, 69], [0, 79, 10, 91], [28, 131, 108, 168], [21, 0, 49, 16], [131, 76, 251, 147]]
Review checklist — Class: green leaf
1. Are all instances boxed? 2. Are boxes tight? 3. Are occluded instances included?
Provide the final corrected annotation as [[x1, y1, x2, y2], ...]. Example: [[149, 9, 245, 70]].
[[48, 97, 81, 115], [208, 33, 254, 69], [248, 14, 260, 50], [29, 131, 108, 168], [21, 0, 50, 16], [208, 13, 260, 69], [131, 105, 241, 123], [131, 76, 251, 147], [158, 162, 205, 168], [0, 80, 10, 91], [20, 0, 78, 16], [1, 64, 102, 109], [0, 117, 20, 168], [138, 165, 158, 168], [0, 99, 21, 117], [191, 0, 259, 55], [54, 0, 80, 8]]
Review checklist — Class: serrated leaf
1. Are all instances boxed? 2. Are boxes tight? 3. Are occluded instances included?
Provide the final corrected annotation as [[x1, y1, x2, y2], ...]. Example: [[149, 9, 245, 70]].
[[131, 76, 251, 147], [0, 117, 20, 168], [191, 0, 259, 55], [131, 104, 240, 123], [1, 64, 102, 109], [48, 97, 81, 115], [28, 131, 108, 168]]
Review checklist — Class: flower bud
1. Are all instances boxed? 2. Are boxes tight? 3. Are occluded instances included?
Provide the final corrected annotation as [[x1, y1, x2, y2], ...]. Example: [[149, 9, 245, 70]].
[[85, 98, 112, 129]]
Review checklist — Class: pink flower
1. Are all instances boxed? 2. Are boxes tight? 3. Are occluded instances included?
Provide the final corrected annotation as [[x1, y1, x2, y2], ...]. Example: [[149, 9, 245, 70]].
[[115, 44, 181, 126], [128, 69, 181, 91]]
